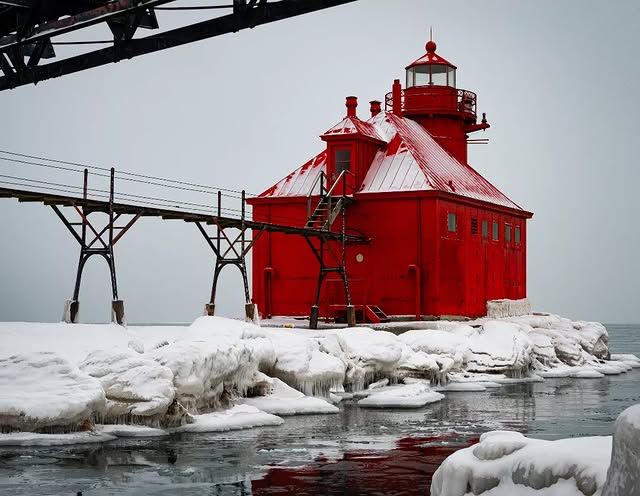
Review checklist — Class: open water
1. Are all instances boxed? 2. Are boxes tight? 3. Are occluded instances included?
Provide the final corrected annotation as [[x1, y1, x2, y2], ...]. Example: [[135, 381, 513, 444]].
[[0, 324, 638, 496]]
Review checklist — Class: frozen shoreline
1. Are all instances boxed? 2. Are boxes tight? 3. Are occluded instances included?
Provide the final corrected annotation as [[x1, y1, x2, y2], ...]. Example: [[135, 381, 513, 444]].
[[0, 314, 638, 445]]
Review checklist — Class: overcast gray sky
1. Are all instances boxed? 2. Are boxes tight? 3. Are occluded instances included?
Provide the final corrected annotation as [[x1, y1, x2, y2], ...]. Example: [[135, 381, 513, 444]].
[[1, 0, 638, 324]]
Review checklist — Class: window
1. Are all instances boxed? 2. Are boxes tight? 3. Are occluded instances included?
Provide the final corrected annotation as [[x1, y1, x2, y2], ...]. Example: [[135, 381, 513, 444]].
[[492, 221, 499, 241], [447, 213, 457, 232], [482, 220, 488, 238], [407, 64, 456, 87], [515, 226, 521, 244], [471, 218, 478, 235], [335, 149, 351, 175], [505, 223, 511, 242]]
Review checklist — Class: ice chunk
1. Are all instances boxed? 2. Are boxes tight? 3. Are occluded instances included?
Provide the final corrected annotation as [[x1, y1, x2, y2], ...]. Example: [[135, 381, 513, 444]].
[[267, 331, 346, 396], [398, 329, 469, 357], [0, 352, 105, 432], [173, 405, 283, 433], [602, 404, 640, 496], [0, 431, 117, 446], [487, 298, 531, 318], [79, 349, 175, 419], [147, 338, 256, 411], [473, 431, 528, 460], [240, 378, 338, 415], [334, 327, 403, 372], [570, 369, 605, 379], [97, 424, 167, 437], [610, 353, 640, 368], [432, 432, 611, 496], [527, 331, 560, 367], [466, 321, 532, 375], [441, 382, 487, 392], [358, 383, 444, 408]]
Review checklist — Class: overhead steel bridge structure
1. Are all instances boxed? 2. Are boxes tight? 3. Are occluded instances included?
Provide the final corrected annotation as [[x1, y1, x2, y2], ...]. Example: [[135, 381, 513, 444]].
[[0, 0, 357, 91]]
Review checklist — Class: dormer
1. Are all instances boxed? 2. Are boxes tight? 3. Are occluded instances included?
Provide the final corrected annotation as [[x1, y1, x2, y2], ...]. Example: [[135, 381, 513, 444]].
[[321, 96, 385, 193]]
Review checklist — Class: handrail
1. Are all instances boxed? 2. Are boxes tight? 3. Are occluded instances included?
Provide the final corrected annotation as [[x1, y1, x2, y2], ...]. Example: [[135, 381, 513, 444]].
[[306, 170, 326, 221], [326, 169, 354, 198], [306, 169, 355, 229], [384, 87, 478, 118]]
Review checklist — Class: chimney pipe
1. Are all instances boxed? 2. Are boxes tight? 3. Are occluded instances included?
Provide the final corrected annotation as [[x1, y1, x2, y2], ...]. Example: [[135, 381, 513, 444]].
[[370, 100, 381, 117], [346, 96, 358, 118], [392, 79, 402, 116]]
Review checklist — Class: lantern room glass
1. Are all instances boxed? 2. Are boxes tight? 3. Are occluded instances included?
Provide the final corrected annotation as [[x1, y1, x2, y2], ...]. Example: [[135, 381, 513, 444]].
[[406, 64, 456, 88]]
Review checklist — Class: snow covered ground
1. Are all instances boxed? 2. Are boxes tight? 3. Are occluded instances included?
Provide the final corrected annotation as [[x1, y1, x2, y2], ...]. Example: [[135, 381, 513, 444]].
[[0, 313, 637, 448]]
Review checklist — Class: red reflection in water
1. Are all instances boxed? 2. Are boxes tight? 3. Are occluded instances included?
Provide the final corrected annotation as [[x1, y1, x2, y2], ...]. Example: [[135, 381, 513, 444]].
[[252, 435, 477, 496]]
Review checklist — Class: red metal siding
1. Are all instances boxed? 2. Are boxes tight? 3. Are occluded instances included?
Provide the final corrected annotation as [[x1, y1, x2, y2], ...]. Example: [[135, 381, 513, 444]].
[[252, 194, 529, 320]]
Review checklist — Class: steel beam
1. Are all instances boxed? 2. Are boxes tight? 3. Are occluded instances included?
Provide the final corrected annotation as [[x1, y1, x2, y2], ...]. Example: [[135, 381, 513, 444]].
[[0, 1, 35, 7], [0, 0, 170, 50], [0, 0, 357, 91]]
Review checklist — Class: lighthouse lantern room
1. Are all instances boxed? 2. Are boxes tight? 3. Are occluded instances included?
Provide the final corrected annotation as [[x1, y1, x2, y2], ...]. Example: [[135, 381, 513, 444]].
[[248, 39, 533, 326]]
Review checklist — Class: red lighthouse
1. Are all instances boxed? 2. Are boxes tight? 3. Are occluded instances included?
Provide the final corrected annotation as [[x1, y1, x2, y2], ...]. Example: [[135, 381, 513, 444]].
[[249, 40, 533, 325]]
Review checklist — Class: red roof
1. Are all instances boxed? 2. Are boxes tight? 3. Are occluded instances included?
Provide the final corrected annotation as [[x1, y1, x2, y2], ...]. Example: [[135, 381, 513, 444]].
[[405, 41, 456, 70], [257, 112, 524, 212], [258, 150, 326, 198], [322, 115, 385, 142]]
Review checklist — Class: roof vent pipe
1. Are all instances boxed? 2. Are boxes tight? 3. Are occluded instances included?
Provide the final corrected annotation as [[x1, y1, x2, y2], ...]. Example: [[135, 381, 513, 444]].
[[346, 96, 358, 118], [370, 100, 381, 117], [392, 79, 402, 116]]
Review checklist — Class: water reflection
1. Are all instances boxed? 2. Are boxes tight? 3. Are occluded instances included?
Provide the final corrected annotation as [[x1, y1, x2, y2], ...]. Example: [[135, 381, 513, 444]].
[[0, 367, 639, 495]]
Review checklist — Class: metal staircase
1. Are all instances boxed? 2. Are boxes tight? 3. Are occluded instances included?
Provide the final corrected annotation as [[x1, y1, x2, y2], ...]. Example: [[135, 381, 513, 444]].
[[304, 170, 357, 328], [305, 172, 348, 231], [365, 304, 390, 324]]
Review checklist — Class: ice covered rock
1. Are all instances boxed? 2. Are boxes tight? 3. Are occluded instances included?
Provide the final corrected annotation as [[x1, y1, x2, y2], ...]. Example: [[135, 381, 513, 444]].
[[267, 331, 345, 396], [398, 329, 468, 372], [0, 352, 105, 432], [431, 431, 611, 496], [334, 327, 403, 371], [602, 404, 640, 496], [240, 378, 338, 415], [79, 349, 175, 421], [466, 321, 532, 376], [572, 321, 609, 359], [472, 431, 528, 460], [396, 343, 442, 382], [147, 337, 256, 412], [527, 331, 560, 367], [357, 382, 444, 409], [333, 327, 404, 389], [510, 314, 609, 364]]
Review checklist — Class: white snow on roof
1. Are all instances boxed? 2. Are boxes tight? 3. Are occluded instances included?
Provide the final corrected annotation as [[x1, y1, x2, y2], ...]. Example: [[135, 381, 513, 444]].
[[258, 112, 524, 211]]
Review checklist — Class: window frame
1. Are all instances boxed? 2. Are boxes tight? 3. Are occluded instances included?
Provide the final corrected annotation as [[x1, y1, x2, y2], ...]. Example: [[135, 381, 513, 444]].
[[482, 220, 489, 239], [334, 148, 352, 178], [492, 221, 499, 241], [447, 212, 457, 233], [515, 225, 521, 244], [505, 223, 511, 243]]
